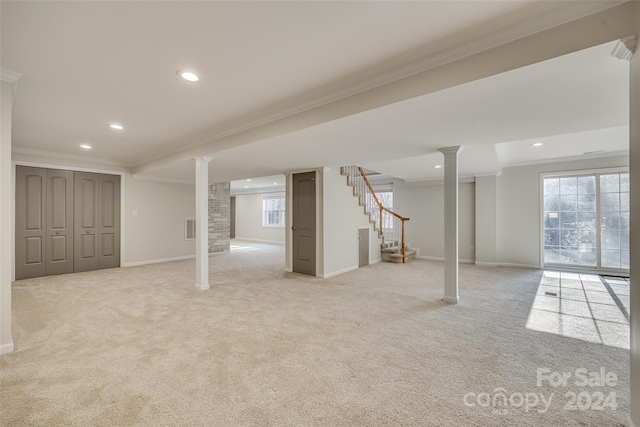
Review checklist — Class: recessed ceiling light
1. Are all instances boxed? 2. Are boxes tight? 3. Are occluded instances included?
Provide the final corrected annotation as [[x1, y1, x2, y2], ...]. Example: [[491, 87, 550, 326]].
[[532, 142, 544, 147], [246, 179, 251, 182], [80, 144, 92, 150], [109, 124, 124, 130], [177, 70, 199, 82], [273, 182, 278, 185], [434, 165, 442, 169], [244, 185, 249, 189]]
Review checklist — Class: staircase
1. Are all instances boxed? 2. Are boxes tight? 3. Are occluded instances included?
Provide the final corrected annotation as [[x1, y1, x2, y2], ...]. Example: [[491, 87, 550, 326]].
[[340, 166, 415, 263], [381, 240, 417, 263]]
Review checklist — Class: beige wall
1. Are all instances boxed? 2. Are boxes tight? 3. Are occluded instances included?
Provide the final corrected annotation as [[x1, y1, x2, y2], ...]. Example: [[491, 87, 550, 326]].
[[322, 168, 382, 278], [630, 4, 639, 426], [388, 155, 628, 269], [1, 81, 14, 354], [124, 176, 195, 265], [475, 175, 498, 265], [234, 192, 285, 244], [394, 181, 476, 262], [497, 155, 629, 268]]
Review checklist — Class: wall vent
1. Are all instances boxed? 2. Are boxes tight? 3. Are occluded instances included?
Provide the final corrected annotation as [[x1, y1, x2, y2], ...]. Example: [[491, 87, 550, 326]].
[[185, 219, 196, 240]]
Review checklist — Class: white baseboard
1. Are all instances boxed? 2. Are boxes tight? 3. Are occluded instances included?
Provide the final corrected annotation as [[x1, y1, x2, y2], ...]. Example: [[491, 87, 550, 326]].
[[416, 255, 443, 261], [320, 265, 359, 279], [209, 250, 230, 256], [415, 255, 474, 264], [123, 250, 233, 267], [475, 261, 498, 267], [497, 262, 540, 270], [443, 296, 459, 304], [124, 255, 195, 267], [628, 415, 638, 427], [0, 341, 15, 355], [233, 238, 285, 245], [284, 267, 293, 273], [369, 258, 382, 265]]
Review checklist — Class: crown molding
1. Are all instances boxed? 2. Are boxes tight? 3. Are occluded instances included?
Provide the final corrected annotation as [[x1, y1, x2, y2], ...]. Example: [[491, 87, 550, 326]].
[[133, 1, 629, 171], [404, 175, 477, 186], [473, 171, 502, 178], [12, 147, 130, 168], [230, 186, 286, 196], [501, 150, 629, 169], [1, 69, 22, 106], [1, 69, 21, 84], [611, 35, 636, 61], [131, 174, 194, 185]]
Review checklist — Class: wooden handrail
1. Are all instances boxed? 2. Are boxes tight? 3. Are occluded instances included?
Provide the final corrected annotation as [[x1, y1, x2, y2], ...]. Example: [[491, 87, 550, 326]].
[[357, 166, 410, 263], [358, 167, 409, 221]]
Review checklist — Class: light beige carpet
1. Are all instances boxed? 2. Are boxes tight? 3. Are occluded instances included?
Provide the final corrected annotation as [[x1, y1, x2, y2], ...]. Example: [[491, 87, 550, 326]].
[[1, 241, 630, 426]]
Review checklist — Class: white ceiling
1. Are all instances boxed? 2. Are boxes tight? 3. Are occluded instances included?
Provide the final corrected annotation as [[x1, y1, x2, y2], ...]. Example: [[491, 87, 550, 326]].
[[230, 175, 285, 194], [1, 1, 631, 185]]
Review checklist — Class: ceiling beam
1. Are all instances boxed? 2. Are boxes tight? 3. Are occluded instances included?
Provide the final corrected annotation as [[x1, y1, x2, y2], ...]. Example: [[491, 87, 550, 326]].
[[131, 1, 638, 177]]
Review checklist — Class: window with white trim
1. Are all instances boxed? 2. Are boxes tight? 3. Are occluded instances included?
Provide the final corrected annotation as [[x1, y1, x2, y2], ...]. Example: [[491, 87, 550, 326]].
[[542, 170, 629, 271], [367, 191, 394, 230], [263, 195, 285, 227]]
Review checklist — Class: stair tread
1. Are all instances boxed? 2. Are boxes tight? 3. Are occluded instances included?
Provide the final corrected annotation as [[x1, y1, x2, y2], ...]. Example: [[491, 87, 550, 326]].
[[390, 250, 416, 258]]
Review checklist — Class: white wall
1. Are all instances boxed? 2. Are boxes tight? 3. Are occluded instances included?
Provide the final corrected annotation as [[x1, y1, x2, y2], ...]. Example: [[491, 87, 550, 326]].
[[629, 4, 639, 426], [1, 81, 14, 354], [497, 155, 629, 268], [475, 175, 498, 265], [234, 192, 285, 244], [322, 168, 381, 278], [394, 181, 476, 262], [125, 176, 195, 264]]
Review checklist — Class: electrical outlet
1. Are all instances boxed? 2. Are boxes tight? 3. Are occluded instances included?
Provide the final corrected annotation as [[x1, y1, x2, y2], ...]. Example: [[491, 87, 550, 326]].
[[132, 210, 138, 216]]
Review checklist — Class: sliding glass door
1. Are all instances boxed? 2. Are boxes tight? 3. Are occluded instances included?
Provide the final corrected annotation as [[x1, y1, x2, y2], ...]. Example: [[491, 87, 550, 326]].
[[543, 170, 629, 272], [600, 173, 630, 269]]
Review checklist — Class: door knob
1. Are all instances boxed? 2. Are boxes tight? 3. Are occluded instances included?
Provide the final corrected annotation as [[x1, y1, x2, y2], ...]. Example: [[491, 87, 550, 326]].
[[86, 230, 90, 233], [291, 226, 297, 230], [56, 231, 60, 235]]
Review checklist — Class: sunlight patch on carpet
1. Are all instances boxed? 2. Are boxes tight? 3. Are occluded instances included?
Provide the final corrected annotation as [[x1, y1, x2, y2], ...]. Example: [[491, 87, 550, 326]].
[[526, 271, 629, 349]]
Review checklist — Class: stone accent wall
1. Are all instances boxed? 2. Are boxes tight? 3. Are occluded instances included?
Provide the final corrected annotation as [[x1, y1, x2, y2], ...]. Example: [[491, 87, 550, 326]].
[[209, 182, 230, 253]]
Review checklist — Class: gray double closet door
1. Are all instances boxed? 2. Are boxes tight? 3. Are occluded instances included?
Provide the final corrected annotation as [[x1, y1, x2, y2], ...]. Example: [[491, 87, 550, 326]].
[[15, 166, 121, 280]]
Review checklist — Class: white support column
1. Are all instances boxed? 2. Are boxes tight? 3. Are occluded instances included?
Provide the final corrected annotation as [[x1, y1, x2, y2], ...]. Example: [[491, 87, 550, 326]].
[[195, 156, 212, 291], [0, 78, 16, 354], [440, 146, 461, 304]]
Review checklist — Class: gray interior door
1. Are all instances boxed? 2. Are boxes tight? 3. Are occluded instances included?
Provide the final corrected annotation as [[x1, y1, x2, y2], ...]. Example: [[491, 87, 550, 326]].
[[15, 166, 46, 280], [16, 168, 121, 279], [98, 174, 121, 269], [359, 228, 369, 267], [74, 172, 100, 272], [292, 172, 316, 276], [45, 169, 74, 276]]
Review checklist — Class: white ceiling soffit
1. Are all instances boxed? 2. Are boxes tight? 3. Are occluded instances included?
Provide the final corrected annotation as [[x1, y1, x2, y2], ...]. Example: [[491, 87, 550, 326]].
[[208, 39, 629, 184], [2, 1, 630, 170], [495, 126, 629, 167], [230, 175, 286, 194], [138, 38, 629, 184]]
